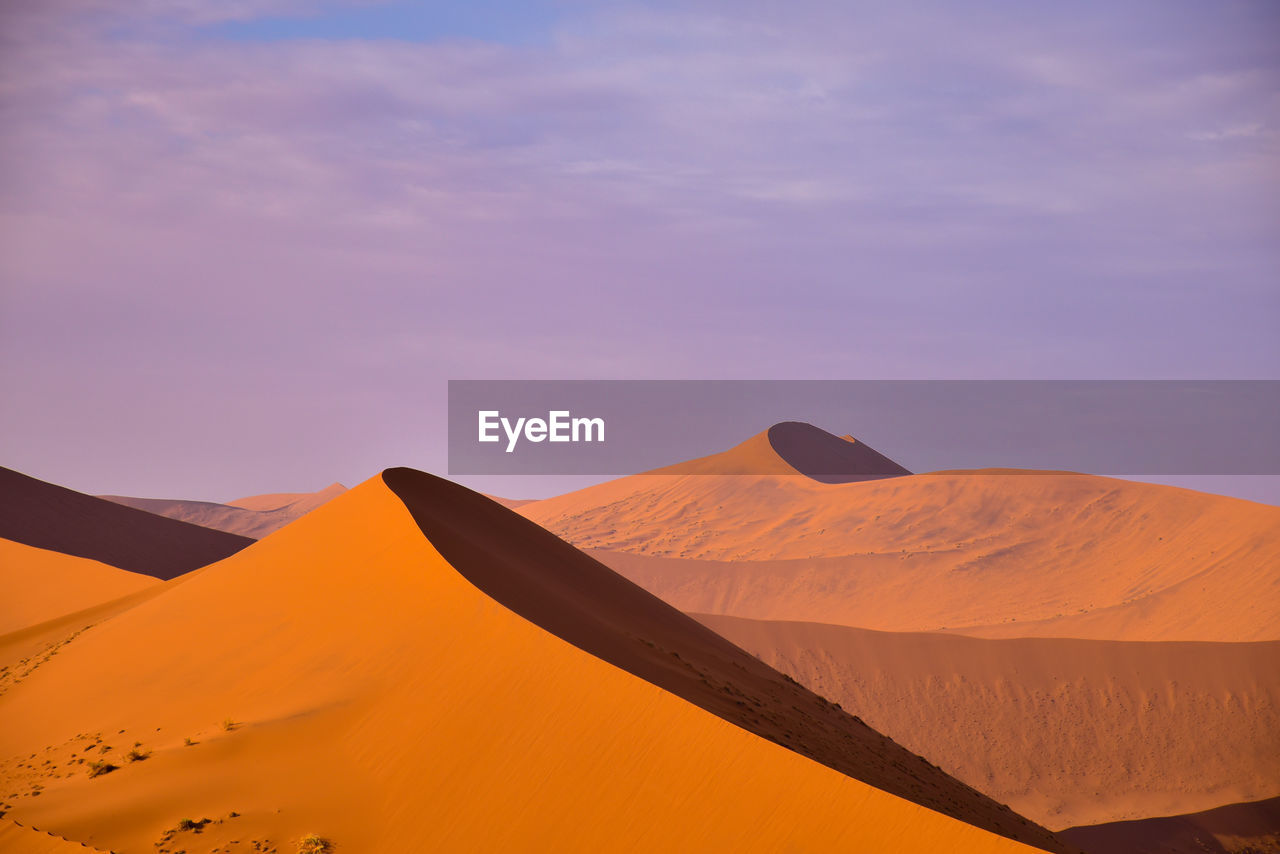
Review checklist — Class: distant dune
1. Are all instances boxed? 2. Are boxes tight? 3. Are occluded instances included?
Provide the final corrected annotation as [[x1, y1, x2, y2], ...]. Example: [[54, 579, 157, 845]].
[[652, 421, 912, 482], [698, 613, 1279, 829], [102, 483, 346, 539], [1061, 795, 1280, 854], [0, 466, 253, 580], [0, 539, 158, 635], [0, 470, 1059, 853], [520, 426, 1280, 641]]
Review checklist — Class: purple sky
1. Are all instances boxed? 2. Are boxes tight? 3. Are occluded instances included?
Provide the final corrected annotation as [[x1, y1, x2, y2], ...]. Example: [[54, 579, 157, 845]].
[[2, 1, 1278, 502]]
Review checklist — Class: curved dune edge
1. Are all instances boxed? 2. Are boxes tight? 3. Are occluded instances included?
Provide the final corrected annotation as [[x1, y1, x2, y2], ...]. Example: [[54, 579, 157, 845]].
[[0, 473, 1050, 853], [0, 539, 159, 636]]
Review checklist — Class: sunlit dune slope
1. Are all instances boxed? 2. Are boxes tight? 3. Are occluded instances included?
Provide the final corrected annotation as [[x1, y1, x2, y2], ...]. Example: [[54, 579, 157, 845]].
[[0, 471, 1056, 854], [1060, 795, 1280, 854], [698, 613, 1280, 829], [103, 483, 346, 539], [0, 539, 158, 635], [520, 427, 1280, 641], [0, 467, 252, 580]]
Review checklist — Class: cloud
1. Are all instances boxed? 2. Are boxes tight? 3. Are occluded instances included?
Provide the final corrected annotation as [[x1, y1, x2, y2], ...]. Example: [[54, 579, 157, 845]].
[[1, 0, 1278, 495]]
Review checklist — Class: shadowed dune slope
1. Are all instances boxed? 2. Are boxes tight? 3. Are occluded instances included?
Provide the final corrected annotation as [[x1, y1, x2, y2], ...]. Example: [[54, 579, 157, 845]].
[[521, 452, 1280, 641], [0, 539, 159, 635], [103, 483, 346, 539], [0, 472, 1056, 854], [0, 467, 253, 580], [1060, 796, 1280, 854], [697, 613, 1280, 829]]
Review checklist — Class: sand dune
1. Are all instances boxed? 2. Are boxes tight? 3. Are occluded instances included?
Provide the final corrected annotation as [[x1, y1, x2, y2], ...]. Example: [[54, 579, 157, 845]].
[[103, 483, 346, 539], [653, 421, 911, 482], [0, 471, 1058, 853], [0, 539, 158, 635], [1061, 796, 1280, 854], [0, 467, 253, 580], [697, 613, 1279, 829], [519, 426, 1280, 641]]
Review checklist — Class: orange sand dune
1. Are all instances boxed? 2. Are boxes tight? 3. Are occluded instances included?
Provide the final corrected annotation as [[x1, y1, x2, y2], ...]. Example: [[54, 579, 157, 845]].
[[103, 483, 347, 539], [0, 539, 158, 635], [697, 613, 1280, 829], [519, 426, 1280, 641], [1061, 795, 1280, 854], [0, 471, 1057, 853], [0, 467, 252, 580]]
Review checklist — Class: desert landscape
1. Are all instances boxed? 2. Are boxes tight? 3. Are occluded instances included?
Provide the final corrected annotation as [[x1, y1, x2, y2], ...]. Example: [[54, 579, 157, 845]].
[[1, 423, 1276, 852], [5, 0, 1274, 849]]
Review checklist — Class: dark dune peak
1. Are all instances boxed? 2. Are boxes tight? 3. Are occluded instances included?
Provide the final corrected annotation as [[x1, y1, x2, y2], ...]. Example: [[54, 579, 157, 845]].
[[382, 467, 1067, 853], [766, 421, 911, 483], [0, 466, 253, 580]]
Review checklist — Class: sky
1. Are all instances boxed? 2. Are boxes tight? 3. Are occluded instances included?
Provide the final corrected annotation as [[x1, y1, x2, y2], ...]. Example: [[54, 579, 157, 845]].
[[1, 0, 1278, 501]]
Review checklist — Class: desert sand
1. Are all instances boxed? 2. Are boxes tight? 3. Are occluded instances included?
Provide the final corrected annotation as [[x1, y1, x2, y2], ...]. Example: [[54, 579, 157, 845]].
[[0, 817, 109, 853], [698, 613, 1279, 828], [1061, 795, 1280, 854], [0, 539, 158, 636], [103, 484, 347, 540], [0, 467, 252, 580], [0, 471, 1057, 853], [520, 426, 1280, 641]]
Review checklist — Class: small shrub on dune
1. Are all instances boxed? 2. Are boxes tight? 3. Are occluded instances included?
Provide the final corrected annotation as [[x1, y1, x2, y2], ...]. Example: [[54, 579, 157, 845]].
[[298, 835, 331, 853], [126, 748, 151, 762], [87, 760, 117, 778]]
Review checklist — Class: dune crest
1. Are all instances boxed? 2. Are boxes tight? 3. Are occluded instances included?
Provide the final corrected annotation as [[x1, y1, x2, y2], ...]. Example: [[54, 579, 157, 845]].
[[651, 421, 911, 482]]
